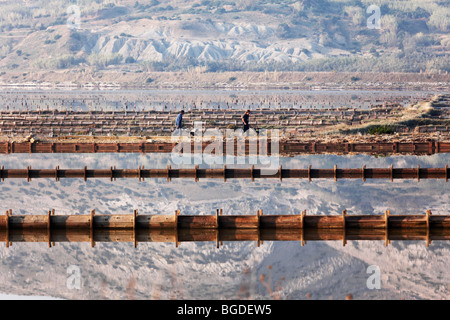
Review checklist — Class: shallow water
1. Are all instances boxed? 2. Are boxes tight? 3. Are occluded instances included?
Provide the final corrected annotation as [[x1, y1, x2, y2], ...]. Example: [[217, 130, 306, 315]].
[[0, 153, 448, 300], [0, 89, 442, 112]]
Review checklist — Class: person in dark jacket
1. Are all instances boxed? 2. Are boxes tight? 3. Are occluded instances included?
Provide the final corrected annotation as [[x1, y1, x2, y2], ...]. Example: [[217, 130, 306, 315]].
[[242, 110, 250, 132], [175, 110, 184, 130]]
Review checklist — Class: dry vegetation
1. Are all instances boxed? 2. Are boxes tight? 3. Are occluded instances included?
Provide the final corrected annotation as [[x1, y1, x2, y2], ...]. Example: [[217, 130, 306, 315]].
[[0, 0, 449, 86]]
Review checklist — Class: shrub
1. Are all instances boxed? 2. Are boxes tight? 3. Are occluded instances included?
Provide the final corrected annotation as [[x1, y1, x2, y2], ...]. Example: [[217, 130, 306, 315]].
[[87, 53, 122, 68], [367, 126, 394, 135]]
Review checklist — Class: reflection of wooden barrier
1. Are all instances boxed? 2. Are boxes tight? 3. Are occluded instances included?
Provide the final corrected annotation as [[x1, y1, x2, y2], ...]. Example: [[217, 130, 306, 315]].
[[0, 210, 449, 248], [3, 210, 449, 230], [2, 224, 449, 248], [1, 141, 449, 155], [0, 166, 447, 181]]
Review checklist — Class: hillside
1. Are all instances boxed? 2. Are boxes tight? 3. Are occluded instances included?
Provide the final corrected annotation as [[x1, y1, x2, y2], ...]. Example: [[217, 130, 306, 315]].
[[0, 0, 449, 85]]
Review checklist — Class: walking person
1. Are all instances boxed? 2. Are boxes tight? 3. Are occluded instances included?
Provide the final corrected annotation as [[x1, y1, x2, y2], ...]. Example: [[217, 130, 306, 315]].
[[241, 109, 250, 133], [175, 110, 184, 131]]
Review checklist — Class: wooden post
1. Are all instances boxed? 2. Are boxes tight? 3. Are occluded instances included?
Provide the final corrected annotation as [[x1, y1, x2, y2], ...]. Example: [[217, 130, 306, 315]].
[[342, 210, 347, 228], [308, 165, 311, 182], [342, 210, 347, 246], [260, 209, 264, 245], [385, 210, 390, 247], [51, 209, 55, 246], [132, 209, 137, 231], [301, 210, 306, 246], [223, 165, 227, 182], [334, 165, 338, 182], [256, 210, 260, 229], [257, 210, 260, 247], [133, 209, 138, 248], [48, 210, 52, 248], [90, 210, 95, 248], [167, 165, 171, 182], [215, 209, 220, 248], [175, 209, 179, 247], [426, 209, 432, 247], [219, 209, 223, 246], [5, 210, 9, 248], [216, 209, 220, 229]]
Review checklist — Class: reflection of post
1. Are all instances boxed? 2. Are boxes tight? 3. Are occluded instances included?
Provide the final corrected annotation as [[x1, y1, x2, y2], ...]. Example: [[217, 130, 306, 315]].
[[236, 135, 246, 165], [385, 210, 390, 247], [260, 129, 279, 176], [342, 210, 347, 247], [5, 210, 9, 248], [203, 128, 224, 165], [133, 209, 138, 248], [225, 130, 235, 164], [171, 128, 192, 166], [90, 210, 95, 248], [194, 121, 203, 165]]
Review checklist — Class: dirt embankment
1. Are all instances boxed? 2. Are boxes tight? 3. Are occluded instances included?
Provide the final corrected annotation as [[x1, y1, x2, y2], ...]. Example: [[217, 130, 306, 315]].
[[1, 71, 449, 90]]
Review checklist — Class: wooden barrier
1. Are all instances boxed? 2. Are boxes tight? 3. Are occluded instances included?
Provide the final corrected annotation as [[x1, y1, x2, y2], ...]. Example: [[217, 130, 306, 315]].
[[0, 141, 449, 155], [1, 212, 449, 248], [0, 210, 448, 231], [0, 166, 447, 181]]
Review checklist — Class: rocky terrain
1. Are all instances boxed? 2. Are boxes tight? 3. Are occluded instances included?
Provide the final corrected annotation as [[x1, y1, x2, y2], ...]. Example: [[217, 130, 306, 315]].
[[0, 0, 449, 87]]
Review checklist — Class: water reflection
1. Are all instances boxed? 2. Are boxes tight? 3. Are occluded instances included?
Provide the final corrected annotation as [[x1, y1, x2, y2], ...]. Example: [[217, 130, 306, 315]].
[[0, 153, 448, 299], [3, 228, 450, 247]]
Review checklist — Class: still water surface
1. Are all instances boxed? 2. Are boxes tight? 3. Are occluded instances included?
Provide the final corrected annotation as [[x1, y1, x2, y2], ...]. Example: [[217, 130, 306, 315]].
[[0, 153, 448, 299]]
